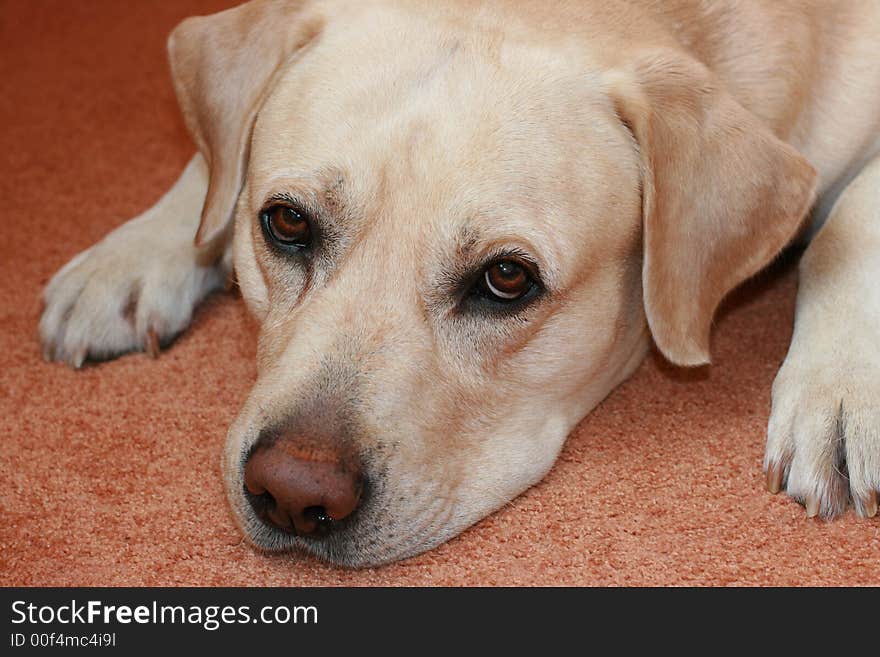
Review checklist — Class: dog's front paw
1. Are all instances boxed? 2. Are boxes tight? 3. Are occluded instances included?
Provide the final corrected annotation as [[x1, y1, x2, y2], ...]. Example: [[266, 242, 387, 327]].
[[765, 343, 880, 519], [39, 216, 227, 367]]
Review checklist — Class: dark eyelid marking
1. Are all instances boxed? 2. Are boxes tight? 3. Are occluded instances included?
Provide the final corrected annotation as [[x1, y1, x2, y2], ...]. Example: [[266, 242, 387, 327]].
[[259, 168, 347, 217], [484, 247, 541, 280], [260, 192, 311, 215], [446, 246, 543, 294]]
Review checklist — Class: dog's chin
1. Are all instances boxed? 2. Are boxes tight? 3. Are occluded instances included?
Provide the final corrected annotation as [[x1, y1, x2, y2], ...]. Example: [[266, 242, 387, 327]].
[[237, 509, 462, 569], [242, 526, 435, 568]]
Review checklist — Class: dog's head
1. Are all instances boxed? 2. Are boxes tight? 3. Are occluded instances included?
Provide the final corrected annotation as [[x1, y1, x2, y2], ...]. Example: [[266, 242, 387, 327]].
[[169, 0, 815, 566]]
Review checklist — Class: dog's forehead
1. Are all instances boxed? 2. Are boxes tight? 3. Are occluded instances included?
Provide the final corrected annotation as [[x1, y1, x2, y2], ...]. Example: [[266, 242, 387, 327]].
[[252, 4, 612, 169], [247, 5, 638, 275]]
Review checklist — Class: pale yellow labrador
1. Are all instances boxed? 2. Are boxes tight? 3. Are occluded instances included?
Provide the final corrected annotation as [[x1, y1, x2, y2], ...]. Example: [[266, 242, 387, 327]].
[[40, 0, 880, 566]]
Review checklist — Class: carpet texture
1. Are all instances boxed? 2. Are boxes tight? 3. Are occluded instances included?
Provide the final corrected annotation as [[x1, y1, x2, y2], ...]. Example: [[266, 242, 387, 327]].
[[1, 0, 877, 587]]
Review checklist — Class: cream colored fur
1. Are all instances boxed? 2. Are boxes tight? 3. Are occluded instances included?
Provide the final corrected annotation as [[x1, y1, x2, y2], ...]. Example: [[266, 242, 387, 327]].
[[40, 0, 880, 565]]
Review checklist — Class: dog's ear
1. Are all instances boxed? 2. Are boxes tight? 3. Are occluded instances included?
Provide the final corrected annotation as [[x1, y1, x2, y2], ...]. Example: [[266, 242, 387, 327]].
[[168, 0, 322, 246], [608, 51, 817, 366]]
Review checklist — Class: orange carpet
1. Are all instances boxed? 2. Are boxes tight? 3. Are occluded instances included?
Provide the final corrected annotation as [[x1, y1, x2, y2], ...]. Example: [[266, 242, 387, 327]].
[[2, 0, 877, 587]]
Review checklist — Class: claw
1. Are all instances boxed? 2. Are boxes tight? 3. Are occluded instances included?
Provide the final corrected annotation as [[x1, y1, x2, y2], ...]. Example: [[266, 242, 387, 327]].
[[145, 328, 160, 359], [805, 496, 820, 518], [71, 346, 87, 369], [765, 462, 783, 494], [858, 490, 878, 519], [224, 265, 237, 292]]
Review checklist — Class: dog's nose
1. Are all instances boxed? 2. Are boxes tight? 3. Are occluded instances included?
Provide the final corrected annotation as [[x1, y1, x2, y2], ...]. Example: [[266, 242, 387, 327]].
[[244, 436, 362, 537]]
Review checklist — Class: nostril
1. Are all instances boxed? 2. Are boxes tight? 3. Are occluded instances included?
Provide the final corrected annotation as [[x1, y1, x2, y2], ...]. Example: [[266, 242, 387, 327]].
[[248, 489, 277, 517], [303, 506, 333, 536], [245, 487, 297, 534]]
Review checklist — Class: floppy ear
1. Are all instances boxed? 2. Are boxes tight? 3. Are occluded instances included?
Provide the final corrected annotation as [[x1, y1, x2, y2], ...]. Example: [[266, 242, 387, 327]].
[[609, 51, 817, 366], [168, 0, 322, 246]]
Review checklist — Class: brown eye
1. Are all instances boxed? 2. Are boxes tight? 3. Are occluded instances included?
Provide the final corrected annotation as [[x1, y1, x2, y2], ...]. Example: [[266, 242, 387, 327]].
[[482, 260, 533, 301], [262, 204, 312, 247]]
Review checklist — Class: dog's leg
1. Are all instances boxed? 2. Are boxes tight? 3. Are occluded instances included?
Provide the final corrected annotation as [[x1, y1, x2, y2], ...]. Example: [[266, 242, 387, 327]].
[[40, 154, 230, 366], [765, 153, 880, 518]]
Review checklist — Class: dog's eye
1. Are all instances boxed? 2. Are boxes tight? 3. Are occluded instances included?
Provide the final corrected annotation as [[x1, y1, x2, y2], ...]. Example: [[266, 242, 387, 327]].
[[261, 204, 312, 248], [479, 260, 535, 302]]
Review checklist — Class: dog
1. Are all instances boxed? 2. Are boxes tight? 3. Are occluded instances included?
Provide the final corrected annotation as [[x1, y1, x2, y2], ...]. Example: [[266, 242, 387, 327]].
[[39, 0, 880, 567]]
